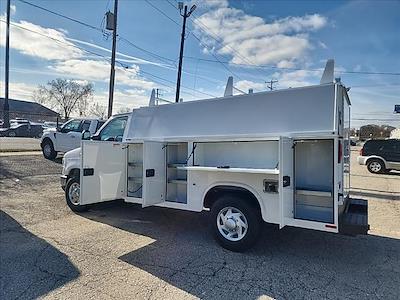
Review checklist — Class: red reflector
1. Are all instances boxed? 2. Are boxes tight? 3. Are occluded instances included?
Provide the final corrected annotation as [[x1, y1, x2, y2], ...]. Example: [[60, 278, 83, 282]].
[[325, 224, 337, 229], [338, 141, 342, 163]]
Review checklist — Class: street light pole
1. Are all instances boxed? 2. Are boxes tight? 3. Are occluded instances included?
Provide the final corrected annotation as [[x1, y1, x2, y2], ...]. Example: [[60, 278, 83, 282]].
[[107, 0, 118, 118], [3, 0, 11, 128], [175, 3, 196, 103]]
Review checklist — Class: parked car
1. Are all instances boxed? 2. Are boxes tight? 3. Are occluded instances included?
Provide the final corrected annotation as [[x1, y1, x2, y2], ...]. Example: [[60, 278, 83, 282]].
[[41, 118, 105, 159], [358, 139, 400, 173], [42, 121, 58, 130], [0, 123, 43, 138], [10, 118, 30, 126]]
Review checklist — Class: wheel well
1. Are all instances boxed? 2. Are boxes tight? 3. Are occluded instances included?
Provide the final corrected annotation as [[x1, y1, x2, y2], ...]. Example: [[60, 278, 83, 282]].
[[366, 157, 386, 168], [68, 168, 80, 180], [204, 185, 261, 213]]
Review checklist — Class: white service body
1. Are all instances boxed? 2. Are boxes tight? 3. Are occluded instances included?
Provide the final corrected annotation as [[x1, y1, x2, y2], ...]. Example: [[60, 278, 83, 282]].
[[77, 82, 352, 234]]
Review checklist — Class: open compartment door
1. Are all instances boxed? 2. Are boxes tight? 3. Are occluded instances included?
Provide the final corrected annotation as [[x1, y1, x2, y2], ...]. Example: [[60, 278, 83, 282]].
[[279, 137, 294, 229], [142, 141, 166, 207], [80, 141, 126, 205]]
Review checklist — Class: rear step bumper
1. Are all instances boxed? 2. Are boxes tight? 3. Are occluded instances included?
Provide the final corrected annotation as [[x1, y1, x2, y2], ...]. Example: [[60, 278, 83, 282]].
[[339, 198, 369, 235]]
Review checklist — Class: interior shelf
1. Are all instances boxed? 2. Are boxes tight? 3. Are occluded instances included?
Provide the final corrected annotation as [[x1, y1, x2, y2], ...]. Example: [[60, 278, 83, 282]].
[[128, 176, 143, 183], [168, 179, 187, 184], [296, 189, 332, 197], [168, 163, 187, 168], [181, 166, 279, 175]]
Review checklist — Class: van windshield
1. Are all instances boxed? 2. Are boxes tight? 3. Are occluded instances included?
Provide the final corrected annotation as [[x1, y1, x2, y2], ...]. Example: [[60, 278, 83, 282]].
[[99, 116, 128, 141]]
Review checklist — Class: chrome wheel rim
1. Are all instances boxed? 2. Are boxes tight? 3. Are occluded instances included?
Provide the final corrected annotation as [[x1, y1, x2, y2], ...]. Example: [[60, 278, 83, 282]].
[[370, 162, 381, 172], [43, 144, 52, 157], [68, 182, 80, 205], [8, 131, 16, 137], [217, 207, 248, 241]]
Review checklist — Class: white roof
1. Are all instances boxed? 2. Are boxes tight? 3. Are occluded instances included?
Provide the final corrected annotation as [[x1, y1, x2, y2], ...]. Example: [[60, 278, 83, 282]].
[[124, 83, 339, 142]]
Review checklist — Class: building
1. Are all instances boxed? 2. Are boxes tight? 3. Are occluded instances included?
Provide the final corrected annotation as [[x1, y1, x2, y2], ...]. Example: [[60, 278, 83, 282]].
[[390, 128, 400, 139], [0, 98, 59, 123]]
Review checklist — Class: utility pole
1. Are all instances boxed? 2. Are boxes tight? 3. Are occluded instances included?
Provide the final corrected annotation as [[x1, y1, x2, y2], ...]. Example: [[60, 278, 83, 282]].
[[107, 0, 118, 118], [175, 2, 196, 103], [266, 79, 278, 91], [3, 0, 11, 128]]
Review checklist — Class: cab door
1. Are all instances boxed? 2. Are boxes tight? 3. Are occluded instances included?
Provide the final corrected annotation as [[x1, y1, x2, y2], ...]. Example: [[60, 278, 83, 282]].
[[142, 141, 166, 207], [80, 141, 126, 205], [279, 137, 294, 229]]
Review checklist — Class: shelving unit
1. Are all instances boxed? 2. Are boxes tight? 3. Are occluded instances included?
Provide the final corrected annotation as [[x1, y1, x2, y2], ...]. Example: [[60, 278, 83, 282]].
[[127, 143, 143, 198], [166, 143, 188, 203]]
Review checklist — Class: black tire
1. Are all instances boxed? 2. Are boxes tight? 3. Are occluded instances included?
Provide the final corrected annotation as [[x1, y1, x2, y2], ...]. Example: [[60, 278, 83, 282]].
[[367, 159, 385, 174], [42, 140, 57, 160], [65, 177, 88, 212], [8, 131, 16, 137], [210, 194, 262, 252]]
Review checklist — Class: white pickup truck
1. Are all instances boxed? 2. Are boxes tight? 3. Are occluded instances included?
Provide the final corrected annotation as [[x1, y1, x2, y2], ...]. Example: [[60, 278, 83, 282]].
[[41, 118, 105, 159]]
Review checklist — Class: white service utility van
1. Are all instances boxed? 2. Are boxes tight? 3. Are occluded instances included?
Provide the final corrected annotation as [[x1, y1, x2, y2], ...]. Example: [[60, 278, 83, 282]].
[[61, 60, 369, 251]]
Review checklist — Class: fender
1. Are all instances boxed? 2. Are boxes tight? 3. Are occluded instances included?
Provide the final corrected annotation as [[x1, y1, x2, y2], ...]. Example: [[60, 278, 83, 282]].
[[202, 180, 267, 221]]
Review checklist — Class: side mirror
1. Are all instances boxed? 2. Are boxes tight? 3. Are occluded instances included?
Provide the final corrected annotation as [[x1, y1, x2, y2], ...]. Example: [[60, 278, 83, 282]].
[[82, 130, 91, 140]]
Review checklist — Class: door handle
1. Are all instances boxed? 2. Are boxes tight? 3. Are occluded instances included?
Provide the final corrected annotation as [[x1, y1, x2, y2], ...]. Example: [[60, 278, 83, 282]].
[[83, 168, 94, 176], [283, 176, 290, 187]]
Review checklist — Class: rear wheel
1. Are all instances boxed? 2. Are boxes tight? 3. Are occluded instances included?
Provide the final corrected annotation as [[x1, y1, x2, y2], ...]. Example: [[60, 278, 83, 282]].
[[42, 140, 57, 160], [211, 194, 262, 252], [65, 177, 88, 212], [367, 159, 385, 174], [8, 131, 16, 137]]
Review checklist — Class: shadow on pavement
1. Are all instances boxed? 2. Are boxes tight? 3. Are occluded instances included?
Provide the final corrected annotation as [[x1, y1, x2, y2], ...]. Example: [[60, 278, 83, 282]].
[[0, 211, 80, 300], [82, 202, 400, 299]]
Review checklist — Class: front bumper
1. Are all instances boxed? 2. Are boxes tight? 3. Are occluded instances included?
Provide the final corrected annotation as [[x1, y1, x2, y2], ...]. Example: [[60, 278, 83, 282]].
[[60, 175, 68, 190]]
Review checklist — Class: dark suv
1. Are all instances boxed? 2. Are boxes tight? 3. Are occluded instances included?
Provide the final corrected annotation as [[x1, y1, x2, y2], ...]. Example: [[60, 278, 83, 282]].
[[358, 139, 400, 173]]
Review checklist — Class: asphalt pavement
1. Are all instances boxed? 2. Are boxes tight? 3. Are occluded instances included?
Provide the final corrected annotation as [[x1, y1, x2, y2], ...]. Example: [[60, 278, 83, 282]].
[[0, 151, 399, 299], [0, 137, 41, 152]]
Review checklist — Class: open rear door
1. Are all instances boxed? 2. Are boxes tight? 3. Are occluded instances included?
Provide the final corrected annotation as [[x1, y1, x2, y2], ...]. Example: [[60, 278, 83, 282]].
[[80, 141, 126, 205], [142, 141, 166, 207], [279, 137, 294, 229]]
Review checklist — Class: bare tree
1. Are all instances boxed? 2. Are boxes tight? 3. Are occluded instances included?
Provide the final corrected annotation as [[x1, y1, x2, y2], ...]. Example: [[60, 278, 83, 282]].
[[117, 106, 132, 114], [89, 103, 107, 119], [34, 78, 94, 119]]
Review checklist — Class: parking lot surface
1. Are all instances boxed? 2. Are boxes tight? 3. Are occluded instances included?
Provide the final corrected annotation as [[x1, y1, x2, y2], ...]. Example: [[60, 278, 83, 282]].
[[0, 137, 41, 152], [1, 150, 399, 299]]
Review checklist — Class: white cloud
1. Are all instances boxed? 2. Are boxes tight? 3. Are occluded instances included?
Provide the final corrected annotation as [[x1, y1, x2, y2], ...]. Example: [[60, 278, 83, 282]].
[[235, 80, 265, 92], [10, 4, 16, 15], [0, 18, 83, 60], [194, 3, 327, 66], [0, 81, 37, 100], [49, 59, 156, 90], [93, 88, 151, 112]]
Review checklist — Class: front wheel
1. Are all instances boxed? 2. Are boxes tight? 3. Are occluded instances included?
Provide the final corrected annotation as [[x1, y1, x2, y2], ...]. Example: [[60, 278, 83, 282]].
[[211, 195, 262, 252], [42, 140, 57, 160], [65, 177, 88, 212]]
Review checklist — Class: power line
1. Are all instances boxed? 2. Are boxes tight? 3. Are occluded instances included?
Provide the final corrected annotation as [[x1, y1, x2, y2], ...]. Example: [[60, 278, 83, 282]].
[[2, 20, 216, 100], [17, 0, 176, 68], [144, 0, 180, 27], [184, 57, 400, 76], [147, 0, 245, 81], [17, 0, 103, 32]]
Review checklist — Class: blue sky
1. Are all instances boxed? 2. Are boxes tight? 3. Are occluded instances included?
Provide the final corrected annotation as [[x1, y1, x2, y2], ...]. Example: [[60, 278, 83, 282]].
[[0, 0, 399, 127]]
